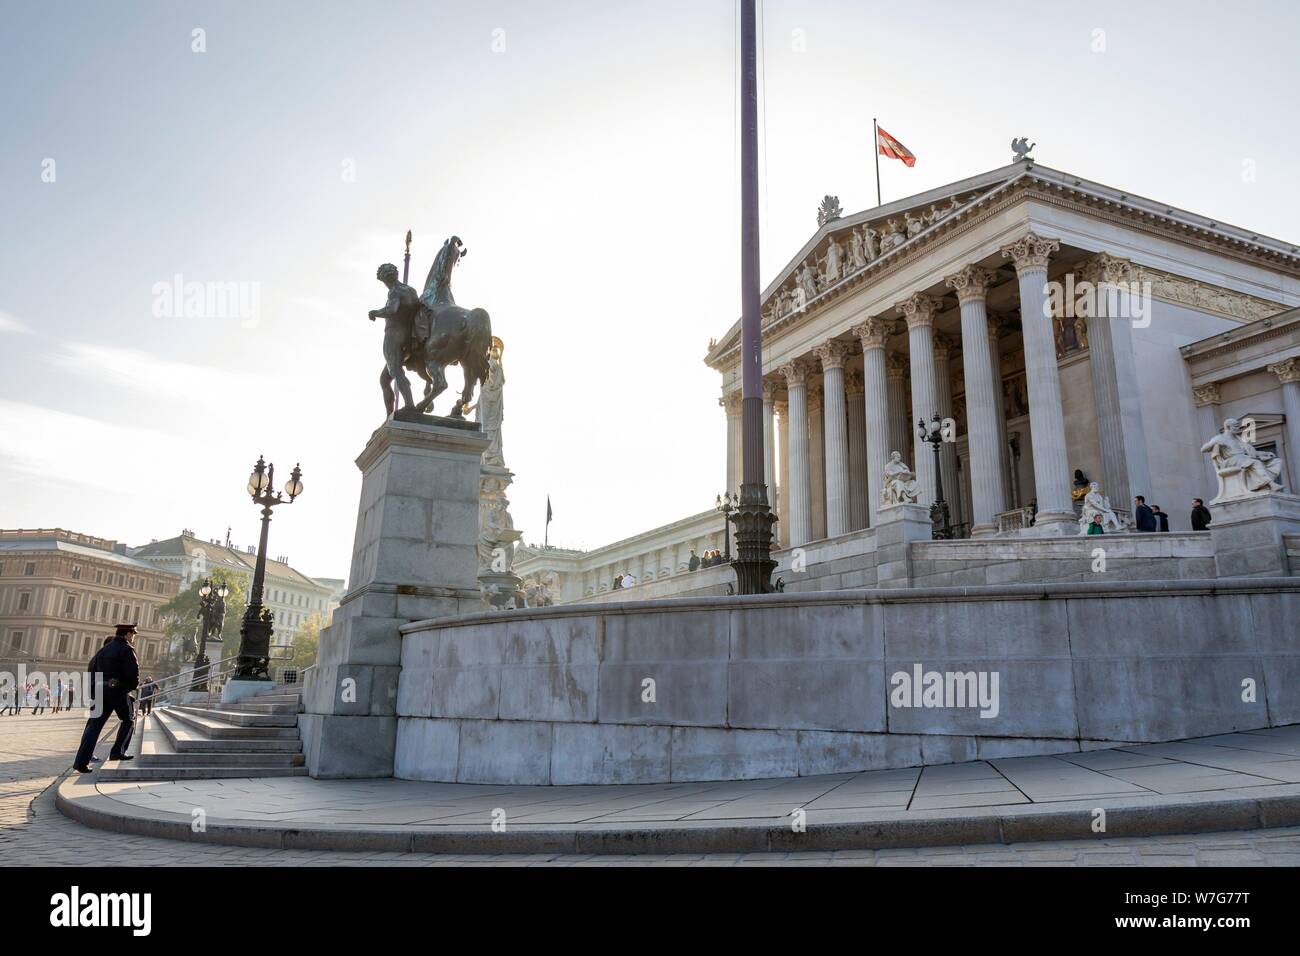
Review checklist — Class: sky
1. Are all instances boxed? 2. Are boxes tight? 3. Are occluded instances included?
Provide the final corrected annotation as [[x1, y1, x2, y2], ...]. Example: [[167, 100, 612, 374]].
[[2, 0, 1298, 580]]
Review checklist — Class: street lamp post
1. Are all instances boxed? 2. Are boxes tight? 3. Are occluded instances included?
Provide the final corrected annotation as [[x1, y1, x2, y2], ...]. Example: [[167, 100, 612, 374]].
[[192, 577, 229, 692], [231, 455, 304, 683], [715, 491, 739, 562], [918, 414, 953, 540]]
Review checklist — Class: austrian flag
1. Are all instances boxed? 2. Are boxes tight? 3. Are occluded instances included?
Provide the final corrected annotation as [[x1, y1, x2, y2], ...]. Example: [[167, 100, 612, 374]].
[[877, 126, 916, 167]]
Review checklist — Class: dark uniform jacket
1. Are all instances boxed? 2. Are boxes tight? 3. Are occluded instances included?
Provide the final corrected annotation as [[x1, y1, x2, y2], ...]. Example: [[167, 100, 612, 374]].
[[1134, 504, 1157, 532], [1191, 505, 1212, 531], [89, 636, 141, 694]]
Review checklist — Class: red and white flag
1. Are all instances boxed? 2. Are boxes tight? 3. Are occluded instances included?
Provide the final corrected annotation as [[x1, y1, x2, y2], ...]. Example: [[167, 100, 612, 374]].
[[876, 126, 916, 167]]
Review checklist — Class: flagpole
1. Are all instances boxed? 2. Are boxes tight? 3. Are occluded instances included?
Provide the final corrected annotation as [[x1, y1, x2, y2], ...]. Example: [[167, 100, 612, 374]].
[[873, 117, 882, 207]]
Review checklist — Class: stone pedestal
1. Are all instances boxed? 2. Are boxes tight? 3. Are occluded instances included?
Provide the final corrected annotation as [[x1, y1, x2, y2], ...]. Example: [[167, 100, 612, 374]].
[[222, 679, 270, 705], [301, 418, 490, 778], [874, 502, 932, 587], [1209, 492, 1300, 578]]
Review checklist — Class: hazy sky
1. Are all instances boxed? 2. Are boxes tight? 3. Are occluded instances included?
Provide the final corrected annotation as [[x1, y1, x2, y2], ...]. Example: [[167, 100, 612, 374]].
[[2, 0, 1298, 579]]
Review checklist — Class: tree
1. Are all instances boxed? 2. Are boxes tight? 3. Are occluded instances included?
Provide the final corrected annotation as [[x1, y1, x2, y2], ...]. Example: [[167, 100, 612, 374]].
[[290, 612, 327, 672], [156, 569, 248, 678]]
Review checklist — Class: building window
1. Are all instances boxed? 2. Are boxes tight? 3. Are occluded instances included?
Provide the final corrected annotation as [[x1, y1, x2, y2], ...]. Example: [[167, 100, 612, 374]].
[[95, 569, 103, 584], [72, 566, 82, 580], [56, 633, 70, 655], [24, 562, 35, 576], [8, 630, 24, 651], [90, 599, 98, 618], [18, 592, 30, 612], [112, 603, 120, 621], [64, 594, 76, 615]]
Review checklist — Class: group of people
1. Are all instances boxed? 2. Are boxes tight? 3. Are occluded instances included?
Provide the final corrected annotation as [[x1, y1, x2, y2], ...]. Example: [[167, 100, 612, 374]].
[[0, 678, 75, 715], [1083, 495, 1213, 535], [609, 547, 729, 588], [687, 549, 726, 571]]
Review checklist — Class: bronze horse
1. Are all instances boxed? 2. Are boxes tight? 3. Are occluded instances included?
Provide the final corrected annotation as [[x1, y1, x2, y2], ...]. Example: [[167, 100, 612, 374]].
[[380, 236, 492, 418]]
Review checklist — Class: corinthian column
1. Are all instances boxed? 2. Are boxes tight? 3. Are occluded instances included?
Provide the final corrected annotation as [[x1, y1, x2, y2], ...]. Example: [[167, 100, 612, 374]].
[[1001, 232, 1075, 534], [814, 340, 852, 538], [988, 317, 1011, 510], [854, 318, 893, 526], [1192, 383, 1222, 496], [722, 393, 743, 493], [886, 351, 911, 472], [845, 368, 868, 530], [933, 331, 962, 525], [946, 264, 1002, 536], [778, 361, 812, 546], [898, 293, 943, 504], [807, 381, 826, 540], [776, 398, 790, 547], [1267, 359, 1300, 492], [762, 379, 778, 492], [1080, 252, 1151, 512]]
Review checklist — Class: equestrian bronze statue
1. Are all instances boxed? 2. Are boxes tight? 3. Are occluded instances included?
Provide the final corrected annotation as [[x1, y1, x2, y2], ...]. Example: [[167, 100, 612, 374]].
[[368, 235, 493, 419]]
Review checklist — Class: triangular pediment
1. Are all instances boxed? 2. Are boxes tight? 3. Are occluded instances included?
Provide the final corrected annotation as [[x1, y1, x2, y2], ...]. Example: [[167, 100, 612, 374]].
[[704, 160, 1300, 367], [705, 163, 1025, 362]]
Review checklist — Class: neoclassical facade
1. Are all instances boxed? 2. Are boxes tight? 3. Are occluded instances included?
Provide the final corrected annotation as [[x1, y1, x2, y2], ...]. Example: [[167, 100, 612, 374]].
[[708, 160, 1300, 544], [515, 159, 1300, 604]]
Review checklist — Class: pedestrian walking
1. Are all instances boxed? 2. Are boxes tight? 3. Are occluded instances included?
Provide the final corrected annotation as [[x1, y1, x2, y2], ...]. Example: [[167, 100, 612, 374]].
[[1191, 498, 1213, 531], [72, 623, 141, 773], [139, 675, 156, 717]]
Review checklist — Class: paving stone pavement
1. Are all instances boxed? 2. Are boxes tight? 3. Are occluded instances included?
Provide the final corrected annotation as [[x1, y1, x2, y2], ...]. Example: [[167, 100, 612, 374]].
[[5, 713, 1300, 866]]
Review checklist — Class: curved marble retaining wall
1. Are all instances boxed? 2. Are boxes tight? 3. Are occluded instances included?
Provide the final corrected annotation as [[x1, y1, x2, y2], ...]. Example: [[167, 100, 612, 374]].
[[394, 579, 1300, 785]]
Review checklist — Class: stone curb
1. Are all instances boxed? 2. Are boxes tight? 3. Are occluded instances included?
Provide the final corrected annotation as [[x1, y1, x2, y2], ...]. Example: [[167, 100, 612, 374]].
[[55, 776, 1300, 855]]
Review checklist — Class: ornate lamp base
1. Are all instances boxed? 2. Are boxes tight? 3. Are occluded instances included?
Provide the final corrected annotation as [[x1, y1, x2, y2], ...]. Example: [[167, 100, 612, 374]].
[[730, 482, 780, 595], [232, 610, 274, 681], [930, 500, 953, 540]]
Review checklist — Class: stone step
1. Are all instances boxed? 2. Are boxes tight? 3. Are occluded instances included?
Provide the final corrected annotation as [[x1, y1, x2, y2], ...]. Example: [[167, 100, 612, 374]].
[[227, 700, 301, 715], [93, 716, 306, 780], [166, 704, 299, 728], [153, 711, 303, 753], [163, 707, 300, 739], [96, 765, 308, 781]]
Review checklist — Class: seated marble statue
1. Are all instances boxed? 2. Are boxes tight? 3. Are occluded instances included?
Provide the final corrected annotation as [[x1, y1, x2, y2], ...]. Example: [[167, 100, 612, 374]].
[[1077, 481, 1122, 534], [881, 451, 920, 505], [1200, 417, 1283, 501]]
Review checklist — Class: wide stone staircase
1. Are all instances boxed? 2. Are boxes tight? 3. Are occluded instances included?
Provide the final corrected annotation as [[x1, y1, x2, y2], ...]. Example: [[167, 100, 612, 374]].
[[97, 683, 307, 781]]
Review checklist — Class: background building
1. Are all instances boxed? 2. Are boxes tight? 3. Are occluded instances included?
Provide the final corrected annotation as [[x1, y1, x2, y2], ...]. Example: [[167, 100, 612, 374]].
[[0, 528, 181, 675], [131, 531, 334, 647]]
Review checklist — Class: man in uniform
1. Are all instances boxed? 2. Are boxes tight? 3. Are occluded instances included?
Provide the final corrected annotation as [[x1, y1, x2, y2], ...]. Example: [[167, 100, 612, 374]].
[[369, 262, 421, 415], [72, 623, 141, 773]]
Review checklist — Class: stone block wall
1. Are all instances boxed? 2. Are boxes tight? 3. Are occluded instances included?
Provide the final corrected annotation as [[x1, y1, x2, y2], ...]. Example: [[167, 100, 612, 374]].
[[393, 578, 1300, 784]]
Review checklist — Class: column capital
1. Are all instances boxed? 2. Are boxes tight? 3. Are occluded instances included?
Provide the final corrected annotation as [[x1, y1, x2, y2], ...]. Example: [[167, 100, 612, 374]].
[[777, 360, 812, 389], [896, 292, 943, 328], [723, 391, 743, 413], [944, 264, 998, 304], [1191, 382, 1222, 407], [851, 316, 892, 350], [1000, 231, 1060, 274], [762, 378, 782, 401], [1267, 358, 1300, 385], [773, 399, 788, 417], [813, 339, 851, 371], [1078, 251, 1134, 287], [845, 368, 865, 397], [885, 351, 909, 380]]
